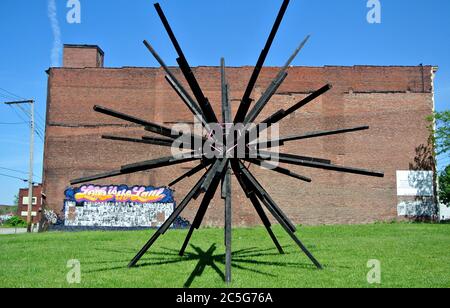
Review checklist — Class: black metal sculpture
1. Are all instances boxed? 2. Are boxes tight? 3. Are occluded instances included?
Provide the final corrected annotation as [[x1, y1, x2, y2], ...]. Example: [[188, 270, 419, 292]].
[[71, 0, 384, 284]]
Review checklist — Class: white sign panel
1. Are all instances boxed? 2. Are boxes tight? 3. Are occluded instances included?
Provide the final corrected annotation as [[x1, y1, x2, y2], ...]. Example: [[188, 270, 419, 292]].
[[396, 171, 433, 197], [440, 204, 450, 221]]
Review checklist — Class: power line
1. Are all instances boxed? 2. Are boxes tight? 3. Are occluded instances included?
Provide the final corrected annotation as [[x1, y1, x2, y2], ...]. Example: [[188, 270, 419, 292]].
[[5, 104, 45, 143], [7, 105, 29, 124], [0, 93, 13, 100], [35, 110, 46, 123], [1, 93, 46, 136], [0, 173, 37, 184], [0, 122, 28, 125], [0, 87, 25, 100], [0, 167, 42, 180]]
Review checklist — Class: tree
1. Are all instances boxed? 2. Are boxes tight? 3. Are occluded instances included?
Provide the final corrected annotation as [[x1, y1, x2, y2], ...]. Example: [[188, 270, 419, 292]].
[[439, 166, 450, 205], [428, 110, 450, 206], [427, 111, 450, 208], [428, 111, 450, 156]]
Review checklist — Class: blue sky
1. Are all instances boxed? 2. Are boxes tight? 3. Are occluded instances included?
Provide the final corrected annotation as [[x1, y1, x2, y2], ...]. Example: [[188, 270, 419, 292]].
[[0, 0, 449, 205]]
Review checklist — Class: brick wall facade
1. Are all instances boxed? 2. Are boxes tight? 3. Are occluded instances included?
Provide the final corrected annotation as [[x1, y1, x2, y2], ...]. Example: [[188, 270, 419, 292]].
[[42, 47, 436, 227]]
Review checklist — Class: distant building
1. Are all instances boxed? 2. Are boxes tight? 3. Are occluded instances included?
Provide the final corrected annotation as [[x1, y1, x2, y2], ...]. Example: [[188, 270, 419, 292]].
[[17, 185, 43, 224]]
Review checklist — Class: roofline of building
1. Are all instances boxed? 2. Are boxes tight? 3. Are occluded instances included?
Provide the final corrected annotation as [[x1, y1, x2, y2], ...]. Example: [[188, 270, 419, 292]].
[[63, 44, 105, 56], [47, 64, 438, 72]]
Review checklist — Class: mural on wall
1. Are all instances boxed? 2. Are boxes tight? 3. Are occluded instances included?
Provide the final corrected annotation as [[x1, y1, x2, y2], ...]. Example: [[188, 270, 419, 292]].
[[64, 185, 175, 228]]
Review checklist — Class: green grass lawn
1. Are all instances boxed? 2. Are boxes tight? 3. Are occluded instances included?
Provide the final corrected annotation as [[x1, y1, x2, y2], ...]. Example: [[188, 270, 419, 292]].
[[0, 223, 449, 288]]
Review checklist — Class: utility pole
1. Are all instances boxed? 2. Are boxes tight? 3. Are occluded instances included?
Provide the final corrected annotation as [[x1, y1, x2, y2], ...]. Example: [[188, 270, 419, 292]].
[[4, 100, 35, 233]]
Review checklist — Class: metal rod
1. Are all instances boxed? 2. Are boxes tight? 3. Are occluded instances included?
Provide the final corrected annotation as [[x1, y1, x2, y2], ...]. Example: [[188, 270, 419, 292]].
[[176, 58, 219, 123], [154, 3, 219, 123], [257, 151, 385, 178], [71, 154, 199, 185], [244, 35, 310, 125], [280, 126, 370, 143], [200, 159, 228, 193], [141, 136, 177, 143], [180, 160, 226, 255], [253, 126, 370, 149], [221, 58, 232, 125], [143, 40, 216, 139], [258, 151, 332, 165], [128, 164, 215, 267], [248, 194, 284, 254], [242, 84, 333, 146], [244, 72, 288, 125], [233, 163, 321, 268], [179, 176, 221, 255], [143, 40, 204, 119], [234, 0, 291, 123], [233, 165, 284, 254], [179, 224, 196, 256], [164, 75, 211, 131], [224, 162, 232, 283], [234, 161, 297, 233], [169, 161, 211, 187], [94, 105, 176, 139], [102, 135, 174, 148], [244, 158, 312, 183], [284, 84, 333, 120]]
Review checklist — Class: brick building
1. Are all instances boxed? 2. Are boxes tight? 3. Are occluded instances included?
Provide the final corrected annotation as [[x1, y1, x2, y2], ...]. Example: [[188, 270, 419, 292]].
[[42, 45, 438, 227], [17, 185, 43, 224]]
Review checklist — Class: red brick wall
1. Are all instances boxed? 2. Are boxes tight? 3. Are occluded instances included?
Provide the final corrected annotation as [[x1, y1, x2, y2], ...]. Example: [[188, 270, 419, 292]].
[[62, 45, 104, 68], [42, 64, 436, 226]]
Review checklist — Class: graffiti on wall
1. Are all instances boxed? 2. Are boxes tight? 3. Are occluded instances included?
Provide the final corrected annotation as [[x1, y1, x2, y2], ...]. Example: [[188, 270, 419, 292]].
[[64, 185, 175, 228]]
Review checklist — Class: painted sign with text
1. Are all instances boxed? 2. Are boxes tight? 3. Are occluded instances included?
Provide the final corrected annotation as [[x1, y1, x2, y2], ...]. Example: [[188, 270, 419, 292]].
[[64, 185, 175, 228]]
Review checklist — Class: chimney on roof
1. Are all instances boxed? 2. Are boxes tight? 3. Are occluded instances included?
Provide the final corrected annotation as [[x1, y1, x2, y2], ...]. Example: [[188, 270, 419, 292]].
[[63, 44, 104, 68]]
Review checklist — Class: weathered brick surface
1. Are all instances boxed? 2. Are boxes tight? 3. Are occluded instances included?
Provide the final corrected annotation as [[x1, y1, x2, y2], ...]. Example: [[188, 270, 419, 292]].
[[43, 52, 436, 226], [62, 45, 104, 68]]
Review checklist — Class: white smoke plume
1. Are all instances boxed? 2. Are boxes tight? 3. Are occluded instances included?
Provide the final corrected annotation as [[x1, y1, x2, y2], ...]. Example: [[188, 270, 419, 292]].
[[48, 0, 62, 67]]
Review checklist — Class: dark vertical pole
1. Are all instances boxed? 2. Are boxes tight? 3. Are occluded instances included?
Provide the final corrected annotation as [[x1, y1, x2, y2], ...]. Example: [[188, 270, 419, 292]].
[[220, 58, 233, 283], [224, 163, 232, 284]]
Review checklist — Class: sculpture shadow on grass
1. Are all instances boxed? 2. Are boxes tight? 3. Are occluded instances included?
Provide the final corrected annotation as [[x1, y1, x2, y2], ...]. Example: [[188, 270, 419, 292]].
[[85, 244, 323, 287]]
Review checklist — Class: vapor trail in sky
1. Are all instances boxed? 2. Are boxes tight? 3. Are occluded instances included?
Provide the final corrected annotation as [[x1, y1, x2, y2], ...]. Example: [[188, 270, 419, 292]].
[[48, 0, 62, 67]]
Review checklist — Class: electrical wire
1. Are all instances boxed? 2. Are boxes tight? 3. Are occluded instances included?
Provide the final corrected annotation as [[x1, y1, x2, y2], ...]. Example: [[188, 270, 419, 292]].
[[0, 173, 30, 183], [6, 104, 45, 143], [0, 87, 25, 100], [0, 122, 28, 125], [0, 167, 42, 180]]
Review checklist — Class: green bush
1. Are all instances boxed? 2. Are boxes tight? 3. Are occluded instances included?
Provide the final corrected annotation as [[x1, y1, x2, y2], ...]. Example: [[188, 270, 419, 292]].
[[4, 216, 27, 228]]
